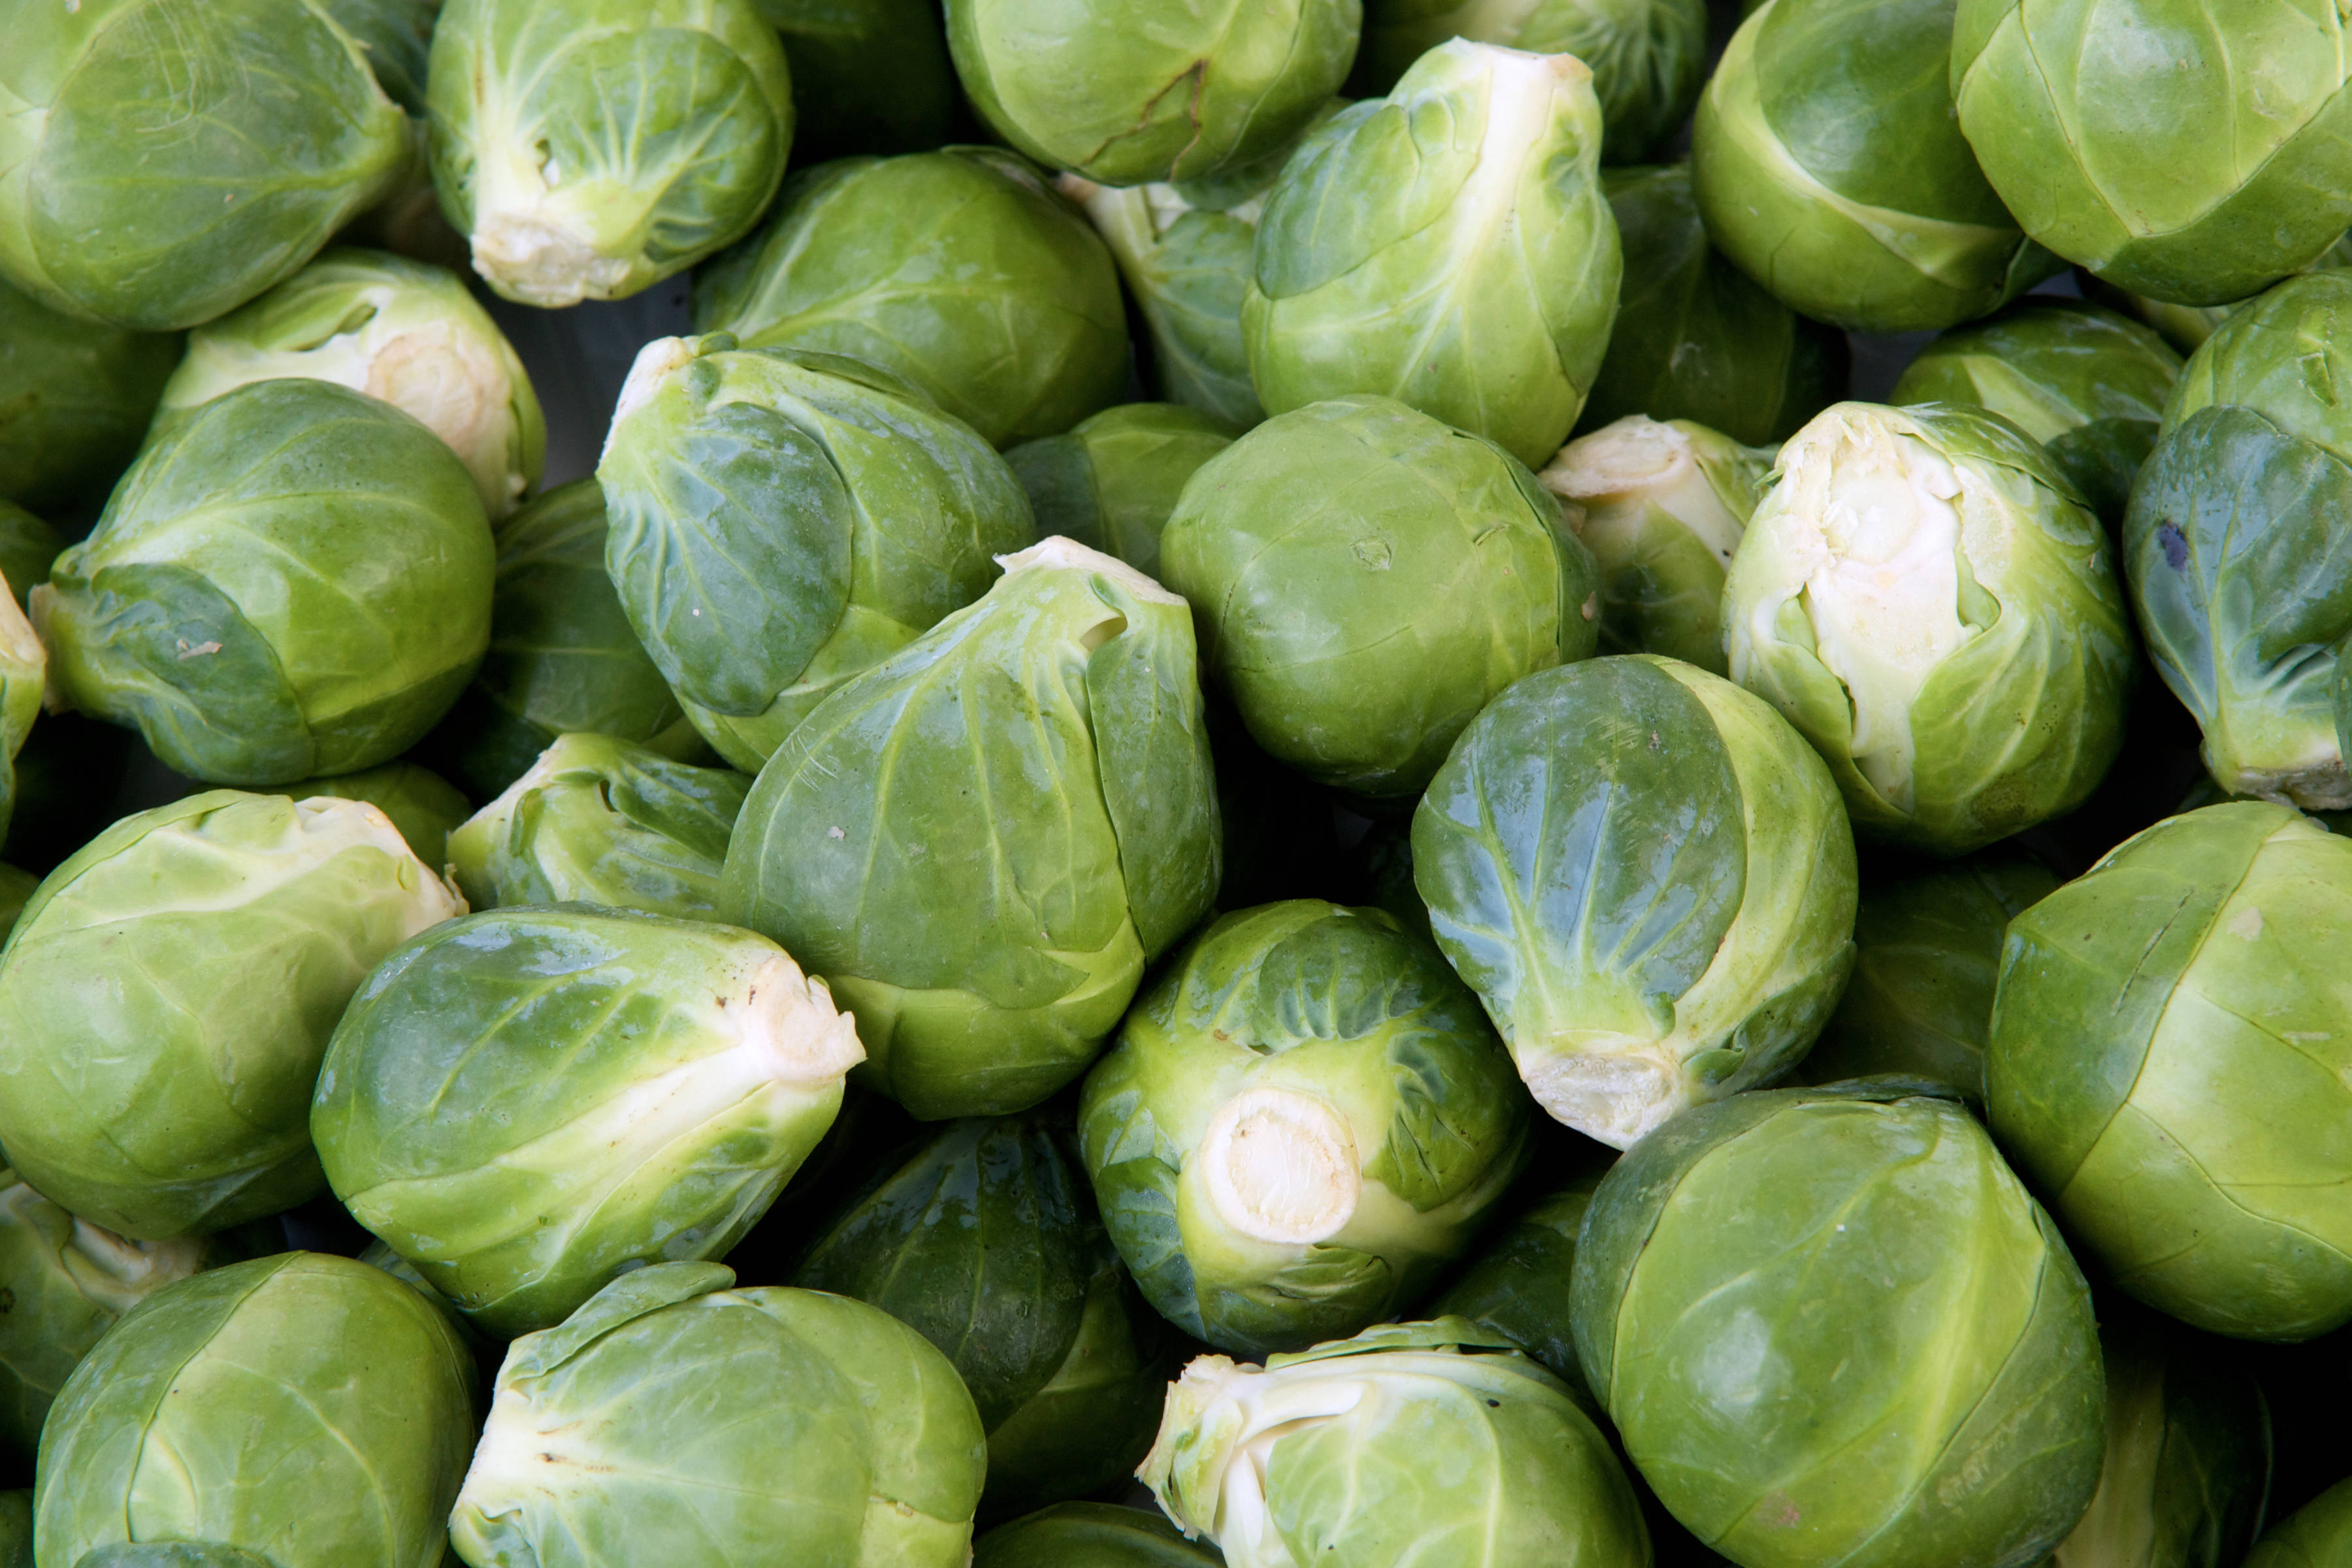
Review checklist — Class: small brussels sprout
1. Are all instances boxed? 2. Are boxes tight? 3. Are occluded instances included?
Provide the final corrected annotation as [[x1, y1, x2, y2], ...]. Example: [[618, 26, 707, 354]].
[[0, 791, 463, 1239], [975, 1503, 1222, 1568], [425, 0, 794, 306], [723, 538, 1220, 1121], [1953, 0, 2352, 306], [2247, 1480, 2352, 1568], [1006, 404, 1235, 581], [0, 589, 41, 845], [1160, 395, 1599, 800], [1989, 802, 2352, 1341], [1693, 0, 2054, 333], [314, 906, 861, 1336], [292, 760, 471, 872], [1246, 41, 1622, 468], [599, 336, 1036, 771], [1891, 301, 2185, 521], [0, 277, 178, 518], [694, 150, 1128, 448], [33, 378, 493, 785], [151, 248, 544, 519], [1570, 1084, 2107, 1567], [1079, 901, 1529, 1357], [753, 0, 958, 165], [1423, 1166, 1608, 1404], [1537, 414, 1771, 674], [1143, 1320, 1648, 1568], [1413, 656, 1857, 1148], [35, 1253, 476, 1566], [449, 1262, 987, 1567], [1725, 402, 2136, 854], [0, 504, 61, 612]]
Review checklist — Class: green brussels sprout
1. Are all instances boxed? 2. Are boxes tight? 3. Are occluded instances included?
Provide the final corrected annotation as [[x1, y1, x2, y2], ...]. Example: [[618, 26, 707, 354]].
[[0, 278, 179, 518], [945, 0, 1358, 187], [36, 1252, 476, 1567], [1160, 395, 1599, 799], [2127, 274, 2352, 811], [0, 791, 463, 1239], [975, 1504, 1223, 1568], [1006, 404, 1235, 581], [1245, 41, 1622, 468], [314, 906, 862, 1337], [449, 1261, 986, 1567], [0, 0, 412, 332], [1412, 656, 1857, 1148], [425, 0, 794, 307], [291, 760, 471, 872], [723, 538, 1220, 1120], [694, 150, 1128, 448], [1537, 414, 1771, 674], [598, 336, 1036, 772], [2247, 1480, 2352, 1568], [753, 0, 957, 165], [33, 378, 493, 786], [1725, 401, 2136, 854], [1952, 1, 2352, 306], [1989, 801, 2352, 1341], [0, 504, 61, 613], [445, 733, 747, 920], [1582, 162, 1847, 447], [1143, 1320, 1648, 1568], [1569, 1083, 2107, 1567], [1693, 0, 2055, 333], [1423, 1166, 1608, 1404], [1891, 301, 2185, 522], [1079, 901, 1530, 1357]]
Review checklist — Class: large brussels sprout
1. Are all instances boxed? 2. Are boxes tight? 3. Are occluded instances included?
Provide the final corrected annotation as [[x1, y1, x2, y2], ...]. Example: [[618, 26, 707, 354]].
[[295, 759, 471, 870], [694, 150, 1128, 448], [723, 538, 1220, 1121], [1694, 0, 2053, 333], [1571, 1083, 2106, 1567], [314, 906, 860, 1337], [2247, 1480, 2352, 1568], [1160, 396, 1598, 799], [1007, 405, 1235, 582], [1423, 1164, 1608, 1404], [754, 0, 957, 165], [1245, 41, 1622, 468], [36, 1252, 477, 1567], [0, 0, 412, 331], [1989, 802, 2352, 1341], [1413, 656, 1857, 1148], [0, 792, 460, 1240], [1725, 401, 2136, 854], [1144, 1320, 1648, 1568], [2126, 274, 2352, 810], [599, 336, 1036, 771], [33, 378, 493, 785], [449, 1262, 986, 1567], [1952, 1, 2352, 306], [151, 248, 543, 518], [0, 506, 61, 613], [1537, 414, 1770, 674], [1079, 901, 1529, 1357], [975, 1504, 1223, 1568], [425, 0, 794, 307], [0, 278, 178, 518]]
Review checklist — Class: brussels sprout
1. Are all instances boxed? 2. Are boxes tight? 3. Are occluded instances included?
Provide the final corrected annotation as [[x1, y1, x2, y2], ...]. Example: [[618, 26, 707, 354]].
[[946, 0, 1358, 187], [1693, 0, 2055, 333], [314, 906, 861, 1336], [1537, 414, 1771, 674], [1079, 901, 1529, 1356], [694, 150, 1128, 448], [975, 1504, 1223, 1568], [1422, 1168, 1607, 1404], [1891, 301, 2185, 521], [1006, 405, 1235, 581], [1570, 1083, 2106, 1567], [1412, 656, 1857, 1148], [1952, 1, 2352, 306], [1160, 396, 1599, 800], [0, 506, 60, 613], [1245, 42, 1622, 468], [449, 1262, 986, 1567], [425, 0, 794, 307], [33, 378, 493, 785], [2127, 274, 2352, 810], [291, 760, 470, 870], [36, 1252, 476, 1567], [723, 538, 1220, 1120], [0, 278, 179, 518], [1989, 802, 2352, 1341], [1582, 162, 1846, 446], [1143, 1320, 1648, 1568], [0, 791, 463, 1239], [598, 336, 1036, 771], [1725, 402, 2136, 854], [753, 0, 957, 165], [2247, 1480, 2352, 1568], [0, 0, 412, 331]]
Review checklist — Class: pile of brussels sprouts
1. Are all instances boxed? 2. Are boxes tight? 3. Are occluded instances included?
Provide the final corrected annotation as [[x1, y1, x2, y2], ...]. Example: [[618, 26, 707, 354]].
[[5, 0, 2352, 1563]]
